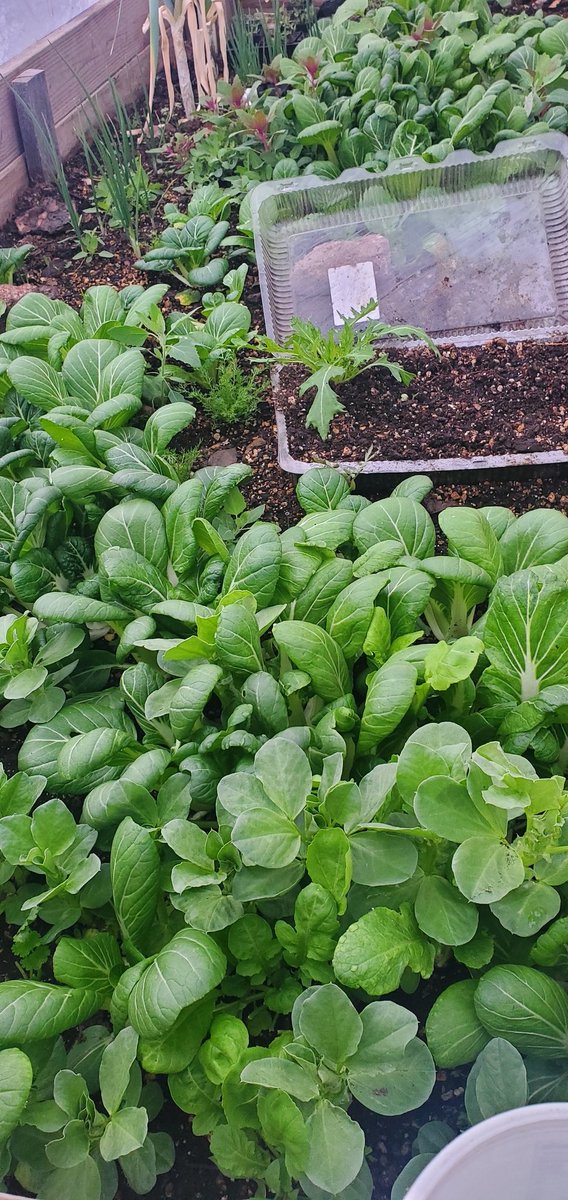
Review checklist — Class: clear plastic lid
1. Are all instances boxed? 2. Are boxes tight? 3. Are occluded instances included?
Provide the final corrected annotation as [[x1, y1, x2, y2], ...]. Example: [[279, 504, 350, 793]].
[[251, 133, 568, 346]]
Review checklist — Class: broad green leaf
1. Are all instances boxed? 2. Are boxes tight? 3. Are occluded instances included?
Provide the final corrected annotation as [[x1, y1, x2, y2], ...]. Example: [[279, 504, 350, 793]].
[[349, 1037, 435, 1116], [0, 981, 100, 1045], [467, 1038, 527, 1123], [169, 664, 223, 741], [241, 1056, 319, 1101], [95, 500, 168, 571], [347, 1001, 418, 1073], [304, 1101, 365, 1194], [439, 506, 503, 583], [138, 996, 213, 1074], [232, 861, 305, 901], [100, 1027, 139, 1115], [500, 509, 568, 572], [110, 818, 160, 950], [176, 887, 243, 933], [53, 933, 122, 991], [232, 806, 301, 868], [39, 1153, 102, 1200], [32, 796, 76, 852], [100, 548, 168, 614], [490, 880, 560, 936], [99, 1106, 148, 1161], [162, 478, 202, 577], [482, 571, 568, 702], [390, 118, 431, 158], [51, 466, 117, 499], [209, 1123, 270, 1180], [45, 1117, 90, 1167], [8, 357, 68, 409], [241, 672, 288, 734], [350, 831, 418, 887], [143, 402, 195, 454], [426, 980, 490, 1068], [353, 541, 405, 576], [357, 659, 417, 755], [300, 510, 354, 551], [19, 691, 132, 790], [294, 558, 354, 625], [82, 779, 157, 831], [391, 1155, 437, 1200], [257, 1089, 308, 1176], [414, 875, 479, 946], [0, 1047, 33, 1142], [57, 728, 134, 786], [531, 916, 568, 968], [200, 1013, 248, 1085], [474, 965, 568, 1058], [215, 604, 263, 676], [223, 524, 282, 607], [254, 737, 312, 819], [62, 339, 121, 405], [298, 984, 362, 1066], [128, 929, 226, 1038], [306, 827, 351, 909], [273, 621, 350, 702], [326, 575, 388, 660], [296, 468, 350, 513], [193, 517, 230, 561], [34, 594, 130, 624], [81, 285, 124, 333], [525, 1057, 568, 1104], [334, 906, 435, 996], [353, 497, 435, 558], [397, 722, 472, 803], [452, 836, 524, 904], [414, 776, 506, 842], [383, 567, 434, 639], [424, 636, 483, 691]]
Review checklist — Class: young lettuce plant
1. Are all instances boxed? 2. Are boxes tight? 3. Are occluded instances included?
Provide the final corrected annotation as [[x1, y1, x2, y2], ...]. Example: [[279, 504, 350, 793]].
[[262, 303, 436, 438]]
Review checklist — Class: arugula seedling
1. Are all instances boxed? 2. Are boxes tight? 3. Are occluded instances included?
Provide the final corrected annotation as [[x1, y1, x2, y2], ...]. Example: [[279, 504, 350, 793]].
[[262, 302, 436, 438]]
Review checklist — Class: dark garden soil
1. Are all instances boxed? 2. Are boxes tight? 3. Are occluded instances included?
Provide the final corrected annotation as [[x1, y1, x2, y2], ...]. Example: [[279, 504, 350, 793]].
[[280, 339, 568, 465]]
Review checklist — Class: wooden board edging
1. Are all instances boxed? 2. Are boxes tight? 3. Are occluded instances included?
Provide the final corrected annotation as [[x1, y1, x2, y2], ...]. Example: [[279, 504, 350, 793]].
[[0, 0, 150, 226]]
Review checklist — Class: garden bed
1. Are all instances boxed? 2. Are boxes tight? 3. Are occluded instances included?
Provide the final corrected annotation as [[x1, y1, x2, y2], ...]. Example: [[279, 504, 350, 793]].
[[1, 3, 568, 1200], [2, 155, 568, 1200]]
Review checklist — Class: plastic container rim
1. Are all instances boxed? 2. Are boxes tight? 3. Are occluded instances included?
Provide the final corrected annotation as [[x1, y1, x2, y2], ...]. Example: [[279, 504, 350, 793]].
[[403, 1103, 568, 1200]]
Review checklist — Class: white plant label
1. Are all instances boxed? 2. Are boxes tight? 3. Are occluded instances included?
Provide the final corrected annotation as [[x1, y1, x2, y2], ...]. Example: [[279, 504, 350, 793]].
[[328, 261, 378, 326]]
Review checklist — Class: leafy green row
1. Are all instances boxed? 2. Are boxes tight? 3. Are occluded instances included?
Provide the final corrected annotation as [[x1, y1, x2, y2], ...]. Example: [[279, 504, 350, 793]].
[[183, 0, 568, 199]]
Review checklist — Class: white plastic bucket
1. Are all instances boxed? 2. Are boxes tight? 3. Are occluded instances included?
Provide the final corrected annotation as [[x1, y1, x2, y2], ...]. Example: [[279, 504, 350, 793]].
[[404, 1104, 568, 1200]]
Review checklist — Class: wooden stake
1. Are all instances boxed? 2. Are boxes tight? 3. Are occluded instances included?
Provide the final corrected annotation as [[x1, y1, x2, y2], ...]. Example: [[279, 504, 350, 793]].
[[12, 69, 58, 184]]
